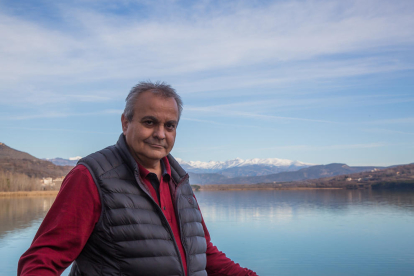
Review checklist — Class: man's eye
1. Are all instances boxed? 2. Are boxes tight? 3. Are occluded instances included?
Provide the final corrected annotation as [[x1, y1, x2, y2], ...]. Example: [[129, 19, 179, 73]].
[[166, 123, 176, 130], [144, 120, 154, 126]]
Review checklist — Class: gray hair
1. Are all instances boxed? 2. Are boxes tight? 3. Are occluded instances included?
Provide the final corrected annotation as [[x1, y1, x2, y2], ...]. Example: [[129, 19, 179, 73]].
[[123, 81, 183, 122]]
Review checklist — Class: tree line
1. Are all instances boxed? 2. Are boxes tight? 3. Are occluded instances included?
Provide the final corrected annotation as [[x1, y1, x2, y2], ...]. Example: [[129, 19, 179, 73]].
[[0, 170, 55, 192]]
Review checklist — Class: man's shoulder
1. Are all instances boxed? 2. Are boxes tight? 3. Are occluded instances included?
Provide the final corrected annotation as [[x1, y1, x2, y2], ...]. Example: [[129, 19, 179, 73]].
[[66, 164, 93, 179], [78, 144, 126, 176], [61, 164, 96, 191], [80, 144, 116, 160]]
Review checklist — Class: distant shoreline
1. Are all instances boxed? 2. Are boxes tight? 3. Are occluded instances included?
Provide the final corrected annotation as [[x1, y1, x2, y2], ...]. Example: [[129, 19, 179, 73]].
[[0, 191, 59, 197], [198, 187, 343, 191], [0, 187, 344, 197], [1, 180, 413, 196]]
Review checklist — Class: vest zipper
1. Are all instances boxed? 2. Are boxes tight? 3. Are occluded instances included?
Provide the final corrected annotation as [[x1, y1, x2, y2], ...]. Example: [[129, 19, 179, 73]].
[[174, 174, 191, 276], [134, 171, 186, 276]]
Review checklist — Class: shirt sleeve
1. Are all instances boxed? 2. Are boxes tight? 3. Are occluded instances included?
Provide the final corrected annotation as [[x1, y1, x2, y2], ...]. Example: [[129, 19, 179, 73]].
[[195, 196, 258, 276], [17, 165, 101, 276]]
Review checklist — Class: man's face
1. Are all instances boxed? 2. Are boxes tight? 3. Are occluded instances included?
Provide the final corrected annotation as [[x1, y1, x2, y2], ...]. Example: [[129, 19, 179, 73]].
[[121, 91, 179, 166]]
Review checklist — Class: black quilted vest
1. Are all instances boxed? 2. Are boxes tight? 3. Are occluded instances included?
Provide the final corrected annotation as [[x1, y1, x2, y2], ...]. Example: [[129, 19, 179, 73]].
[[69, 134, 207, 276]]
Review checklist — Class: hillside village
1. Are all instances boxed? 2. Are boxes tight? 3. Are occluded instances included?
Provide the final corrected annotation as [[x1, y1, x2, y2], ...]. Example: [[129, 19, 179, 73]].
[[40, 177, 65, 190], [0, 143, 72, 192], [197, 163, 414, 190]]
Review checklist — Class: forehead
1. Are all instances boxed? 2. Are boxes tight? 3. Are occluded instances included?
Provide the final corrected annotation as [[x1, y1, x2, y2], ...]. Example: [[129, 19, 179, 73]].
[[133, 91, 178, 119]]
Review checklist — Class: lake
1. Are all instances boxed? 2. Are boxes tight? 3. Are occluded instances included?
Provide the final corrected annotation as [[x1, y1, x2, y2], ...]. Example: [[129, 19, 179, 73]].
[[1, 189, 414, 275]]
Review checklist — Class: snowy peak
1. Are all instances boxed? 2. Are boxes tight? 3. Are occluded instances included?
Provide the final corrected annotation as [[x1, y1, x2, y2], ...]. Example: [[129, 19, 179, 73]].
[[176, 157, 314, 170], [176, 157, 315, 177], [175, 158, 225, 170], [46, 157, 83, 166], [69, 156, 82, 161]]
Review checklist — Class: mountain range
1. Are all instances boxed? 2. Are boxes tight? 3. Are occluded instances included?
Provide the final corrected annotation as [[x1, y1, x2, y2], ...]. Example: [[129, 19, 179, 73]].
[[0, 143, 392, 185], [45, 157, 82, 166], [46, 156, 380, 185], [175, 157, 313, 177], [188, 163, 382, 185], [46, 156, 314, 177]]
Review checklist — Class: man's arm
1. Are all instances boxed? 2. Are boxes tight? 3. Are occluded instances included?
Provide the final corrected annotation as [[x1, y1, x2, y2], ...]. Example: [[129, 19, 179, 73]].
[[195, 197, 258, 276], [18, 165, 101, 276]]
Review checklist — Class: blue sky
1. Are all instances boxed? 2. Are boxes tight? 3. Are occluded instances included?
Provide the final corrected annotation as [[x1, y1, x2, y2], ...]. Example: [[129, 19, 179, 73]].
[[0, 0, 413, 166]]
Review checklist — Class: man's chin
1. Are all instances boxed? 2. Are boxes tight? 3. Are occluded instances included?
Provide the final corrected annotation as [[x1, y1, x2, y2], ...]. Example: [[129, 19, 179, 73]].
[[145, 150, 168, 160]]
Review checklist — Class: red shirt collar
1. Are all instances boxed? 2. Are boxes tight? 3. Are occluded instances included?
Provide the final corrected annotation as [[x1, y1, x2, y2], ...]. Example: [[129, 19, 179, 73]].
[[137, 156, 172, 180]]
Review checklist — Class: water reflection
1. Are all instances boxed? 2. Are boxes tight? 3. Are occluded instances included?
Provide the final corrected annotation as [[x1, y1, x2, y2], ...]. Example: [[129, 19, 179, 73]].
[[1, 189, 414, 276], [196, 189, 414, 223], [195, 189, 414, 276], [0, 196, 55, 239], [1, 190, 413, 240]]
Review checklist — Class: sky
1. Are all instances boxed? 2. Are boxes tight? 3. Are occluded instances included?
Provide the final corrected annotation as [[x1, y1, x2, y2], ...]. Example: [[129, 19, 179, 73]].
[[0, 0, 413, 166]]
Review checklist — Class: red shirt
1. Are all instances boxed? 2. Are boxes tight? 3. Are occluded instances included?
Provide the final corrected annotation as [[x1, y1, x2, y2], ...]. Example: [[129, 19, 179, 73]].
[[136, 158, 188, 275], [18, 157, 257, 276]]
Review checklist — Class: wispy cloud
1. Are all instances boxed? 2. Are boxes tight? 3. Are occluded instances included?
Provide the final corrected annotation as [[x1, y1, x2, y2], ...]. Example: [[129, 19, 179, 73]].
[[0, 109, 123, 120], [231, 111, 335, 123], [0, 85, 117, 106], [362, 117, 414, 124], [181, 117, 276, 129], [261, 142, 387, 151], [2, 126, 119, 135], [172, 145, 228, 154], [363, 128, 414, 135], [186, 106, 337, 123], [0, 0, 413, 102], [186, 93, 414, 113]]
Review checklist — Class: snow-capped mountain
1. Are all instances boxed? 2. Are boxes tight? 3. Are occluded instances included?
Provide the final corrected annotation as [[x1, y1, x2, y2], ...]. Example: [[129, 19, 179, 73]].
[[48, 155, 314, 178], [46, 156, 82, 166], [69, 156, 82, 161], [176, 157, 312, 170], [176, 157, 314, 177]]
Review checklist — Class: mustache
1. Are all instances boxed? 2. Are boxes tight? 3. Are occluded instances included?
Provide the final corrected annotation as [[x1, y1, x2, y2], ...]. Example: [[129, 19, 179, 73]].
[[144, 138, 167, 147]]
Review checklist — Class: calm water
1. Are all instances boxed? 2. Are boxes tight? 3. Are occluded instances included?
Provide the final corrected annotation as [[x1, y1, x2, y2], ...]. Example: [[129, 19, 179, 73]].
[[1, 189, 414, 275]]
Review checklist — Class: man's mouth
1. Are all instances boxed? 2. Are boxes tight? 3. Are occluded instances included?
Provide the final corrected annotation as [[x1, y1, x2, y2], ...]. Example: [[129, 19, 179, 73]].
[[146, 142, 165, 148]]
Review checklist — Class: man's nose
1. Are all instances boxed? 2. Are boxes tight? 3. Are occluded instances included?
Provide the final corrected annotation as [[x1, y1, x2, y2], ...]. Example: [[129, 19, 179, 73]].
[[153, 125, 166, 139]]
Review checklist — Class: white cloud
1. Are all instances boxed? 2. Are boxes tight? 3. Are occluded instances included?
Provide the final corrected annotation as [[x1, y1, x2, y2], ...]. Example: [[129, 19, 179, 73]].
[[261, 142, 387, 151], [0, 0, 413, 92], [363, 117, 414, 124], [363, 128, 414, 135], [0, 109, 123, 120], [3, 125, 119, 134], [186, 93, 414, 113], [184, 92, 414, 124]]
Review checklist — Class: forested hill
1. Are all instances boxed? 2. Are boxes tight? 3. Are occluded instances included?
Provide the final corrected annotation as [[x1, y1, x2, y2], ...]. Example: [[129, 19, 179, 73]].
[[0, 143, 73, 179], [0, 142, 37, 160]]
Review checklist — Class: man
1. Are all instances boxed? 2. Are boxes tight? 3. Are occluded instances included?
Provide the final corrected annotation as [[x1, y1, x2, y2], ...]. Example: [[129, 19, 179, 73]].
[[18, 81, 257, 276]]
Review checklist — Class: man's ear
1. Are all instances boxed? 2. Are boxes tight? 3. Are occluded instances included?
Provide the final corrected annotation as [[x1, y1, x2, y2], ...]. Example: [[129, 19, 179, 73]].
[[121, 114, 129, 134]]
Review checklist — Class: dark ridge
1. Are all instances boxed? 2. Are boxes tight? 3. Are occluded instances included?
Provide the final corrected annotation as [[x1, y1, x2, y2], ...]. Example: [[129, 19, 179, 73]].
[[0, 143, 73, 178]]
